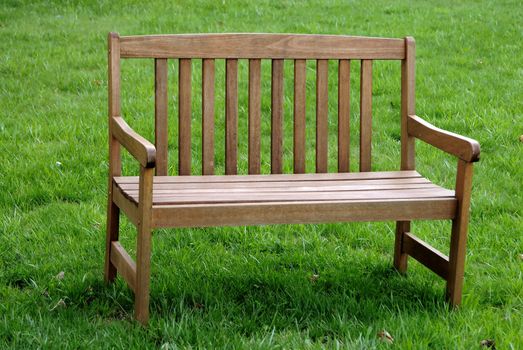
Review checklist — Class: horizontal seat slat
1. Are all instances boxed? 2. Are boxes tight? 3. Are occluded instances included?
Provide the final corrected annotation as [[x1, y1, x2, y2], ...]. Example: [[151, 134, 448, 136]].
[[117, 184, 440, 196], [117, 177, 432, 190], [114, 170, 422, 184], [119, 34, 405, 59], [151, 199, 457, 228], [112, 171, 457, 227], [125, 190, 453, 205]]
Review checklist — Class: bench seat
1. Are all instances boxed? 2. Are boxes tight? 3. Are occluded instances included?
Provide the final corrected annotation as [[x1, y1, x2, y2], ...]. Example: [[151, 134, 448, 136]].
[[113, 170, 457, 228]]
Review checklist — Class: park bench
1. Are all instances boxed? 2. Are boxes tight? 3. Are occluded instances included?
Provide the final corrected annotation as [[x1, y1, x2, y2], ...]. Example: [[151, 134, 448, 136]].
[[104, 33, 480, 325]]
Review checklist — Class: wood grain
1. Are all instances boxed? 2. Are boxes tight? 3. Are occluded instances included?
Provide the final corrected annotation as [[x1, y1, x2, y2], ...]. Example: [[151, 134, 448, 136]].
[[408, 115, 481, 162], [225, 59, 238, 175], [359, 59, 372, 172], [154, 58, 169, 176], [271, 59, 284, 174], [111, 116, 156, 168], [152, 198, 456, 228], [248, 59, 261, 174], [447, 159, 474, 306], [394, 220, 410, 273], [135, 167, 153, 325], [403, 232, 449, 279], [202, 58, 215, 175], [115, 170, 423, 183], [120, 34, 406, 59], [316, 59, 329, 173], [178, 58, 192, 175], [112, 182, 139, 227], [105, 32, 122, 283], [293, 59, 307, 174], [396, 37, 416, 278], [338, 59, 350, 172], [114, 172, 454, 205], [401, 37, 416, 170], [110, 241, 137, 292]]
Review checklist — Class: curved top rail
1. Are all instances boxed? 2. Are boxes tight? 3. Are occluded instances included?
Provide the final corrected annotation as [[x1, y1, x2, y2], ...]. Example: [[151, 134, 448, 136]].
[[117, 33, 405, 59]]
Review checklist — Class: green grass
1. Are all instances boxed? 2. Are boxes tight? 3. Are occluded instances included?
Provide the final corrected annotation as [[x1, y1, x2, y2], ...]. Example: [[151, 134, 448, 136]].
[[1, 0, 522, 348]]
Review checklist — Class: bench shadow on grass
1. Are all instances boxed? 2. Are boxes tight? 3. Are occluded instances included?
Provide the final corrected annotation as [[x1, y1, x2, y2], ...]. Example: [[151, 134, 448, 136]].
[[148, 262, 447, 329], [74, 260, 447, 332]]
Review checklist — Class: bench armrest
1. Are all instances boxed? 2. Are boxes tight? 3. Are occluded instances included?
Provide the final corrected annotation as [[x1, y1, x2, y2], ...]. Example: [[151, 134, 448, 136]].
[[407, 115, 480, 162], [111, 116, 156, 168]]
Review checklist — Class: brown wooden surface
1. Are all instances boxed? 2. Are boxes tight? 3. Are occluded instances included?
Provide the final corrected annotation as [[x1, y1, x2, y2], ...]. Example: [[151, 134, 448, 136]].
[[116, 170, 423, 183], [114, 172, 454, 206], [107, 32, 482, 319], [151, 198, 456, 228], [403, 231, 449, 279], [293, 59, 307, 174], [118, 177, 431, 190], [178, 58, 192, 175], [271, 59, 284, 174], [226, 59, 238, 175], [112, 182, 139, 227], [394, 220, 410, 273], [202, 58, 215, 175], [408, 115, 481, 162], [447, 159, 474, 306], [111, 117, 156, 168], [248, 59, 261, 174], [105, 32, 122, 283], [316, 59, 329, 173], [338, 59, 350, 172], [110, 241, 137, 292], [395, 37, 416, 279], [401, 37, 416, 170], [154, 58, 169, 176], [120, 34, 406, 59], [135, 167, 153, 325], [359, 59, 372, 172]]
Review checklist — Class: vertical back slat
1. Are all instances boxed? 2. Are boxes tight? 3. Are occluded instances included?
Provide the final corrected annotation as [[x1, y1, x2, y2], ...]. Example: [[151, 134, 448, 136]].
[[401, 37, 416, 170], [248, 59, 261, 174], [338, 59, 350, 172], [154, 58, 168, 176], [316, 59, 329, 173], [225, 59, 238, 175], [178, 58, 192, 175], [293, 59, 307, 174], [202, 58, 215, 175], [271, 59, 284, 174], [359, 59, 372, 172]]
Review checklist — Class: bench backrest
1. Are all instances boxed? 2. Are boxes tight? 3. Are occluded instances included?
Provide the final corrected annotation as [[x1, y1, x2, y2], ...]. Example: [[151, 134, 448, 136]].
[[108, 33, 416, 176]]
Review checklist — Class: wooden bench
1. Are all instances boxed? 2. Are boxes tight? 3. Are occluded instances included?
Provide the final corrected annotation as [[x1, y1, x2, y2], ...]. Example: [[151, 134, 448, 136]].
[[104, 33, 480, 325]]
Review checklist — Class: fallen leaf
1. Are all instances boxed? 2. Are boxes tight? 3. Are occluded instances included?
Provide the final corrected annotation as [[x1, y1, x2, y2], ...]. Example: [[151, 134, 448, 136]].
[[193, 302, 204, 309], [50, 299, 66, 311], [377, 329, 394, 344], [519, 135, 523, 143], [518, 254, 523, 261], [310, 274, 319, 283], [480, 339, 496, 349], [55, 271, 65, 280]]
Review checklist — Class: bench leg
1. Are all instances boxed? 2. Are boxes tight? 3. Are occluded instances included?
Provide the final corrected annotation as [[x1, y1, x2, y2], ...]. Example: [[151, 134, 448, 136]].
[[394, 221, 409, 273], [135, 223, 152, 325], [104, 197, 120, 283], [446, 160, 473, 307], [446, 218, 468, 306], [134, 166, 154, 325]]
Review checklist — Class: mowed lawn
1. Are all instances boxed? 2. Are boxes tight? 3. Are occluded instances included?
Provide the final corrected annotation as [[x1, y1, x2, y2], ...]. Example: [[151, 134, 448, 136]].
[[1, 0, 522, 348]]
